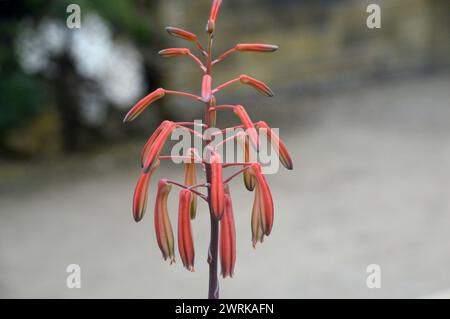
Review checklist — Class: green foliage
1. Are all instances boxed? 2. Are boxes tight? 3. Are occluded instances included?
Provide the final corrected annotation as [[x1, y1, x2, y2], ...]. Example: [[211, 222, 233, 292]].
[[0, 72, 44, 134], [0, 0, 158, 140]]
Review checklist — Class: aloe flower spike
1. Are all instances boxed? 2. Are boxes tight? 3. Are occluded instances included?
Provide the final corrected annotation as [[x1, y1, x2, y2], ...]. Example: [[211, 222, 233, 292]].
[[125, 0, 292, 299]]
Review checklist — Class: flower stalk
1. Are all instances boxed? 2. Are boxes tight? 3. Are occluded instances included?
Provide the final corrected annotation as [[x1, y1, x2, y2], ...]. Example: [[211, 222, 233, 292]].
[[124, 0, 293, 299]]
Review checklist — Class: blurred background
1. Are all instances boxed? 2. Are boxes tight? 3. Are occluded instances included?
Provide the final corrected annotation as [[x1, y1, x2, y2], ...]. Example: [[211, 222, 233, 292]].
[[1, 0, 450, 298]]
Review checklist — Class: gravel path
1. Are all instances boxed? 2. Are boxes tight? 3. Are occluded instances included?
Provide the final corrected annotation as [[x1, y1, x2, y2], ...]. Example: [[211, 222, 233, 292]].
[[1, 75, 450, 298]]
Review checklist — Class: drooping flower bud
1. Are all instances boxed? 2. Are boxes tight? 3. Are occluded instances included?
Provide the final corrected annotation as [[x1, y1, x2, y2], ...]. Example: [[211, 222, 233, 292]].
[[141, 121, 171, 167], [132, 161, 160, 222], [235, 44, 279, 53], [220, 186, 236, 278], [158, 48, 191, 58], [123, 88, 165, 122], [237, 134, 256, 191], [256, 121, 293, 170], [154, 180, 175, 263], [178, 189, 195, 271], [202, 74, 213, 102], [210, 152, 224, 219], [250, 164, 274, 236], [240, 75, 274, 97], [251, 185, 265, 248], [184, 148, 198, 219], [165, 27, 198, 42], [142, 121, 177, 173], [233, 105, 259, 151]]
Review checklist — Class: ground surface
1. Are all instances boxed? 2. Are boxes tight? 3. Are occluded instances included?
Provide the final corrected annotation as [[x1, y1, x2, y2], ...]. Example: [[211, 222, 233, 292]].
[[1, 74, 450, 298]]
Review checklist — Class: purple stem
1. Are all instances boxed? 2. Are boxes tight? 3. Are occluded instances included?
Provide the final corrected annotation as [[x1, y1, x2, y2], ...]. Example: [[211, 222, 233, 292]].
[[206, 164, 220, 299]]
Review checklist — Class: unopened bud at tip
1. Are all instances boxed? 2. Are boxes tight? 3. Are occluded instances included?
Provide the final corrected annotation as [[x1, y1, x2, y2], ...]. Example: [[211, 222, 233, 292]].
[[206, 20, 215, 34]]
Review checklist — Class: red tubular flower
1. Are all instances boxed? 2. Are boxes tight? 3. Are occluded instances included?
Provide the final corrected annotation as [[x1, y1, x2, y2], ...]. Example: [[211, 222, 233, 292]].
[[237, 134, 256, 191], [178, 189, 195, 271], [165, 27, 197, 42], [256, 121, 293, 170], [240, 75, 274, 97], [141, 121, 171, 167], [233, 105, 259, 151], [142, 121, 177, 173], [250, 164, 274, 236], [154, 180, 175, 263], [220, 186, 236, 278], [210, 152, 224, 219], [235, 44, 279, 53], [207, 0, 222, 33], [123, 88, 165, 122], [210, 0, 222, 22], [158, 48, 191, 58], [132, 161, 160, 223], [184, 148, 198, 219], [251, 185, 265, 247], [202, 74, 213, 102]]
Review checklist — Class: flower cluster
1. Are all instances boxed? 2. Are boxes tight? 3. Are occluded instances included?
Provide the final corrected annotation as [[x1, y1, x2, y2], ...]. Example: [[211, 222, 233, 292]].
[[124, 0, 293, 297]]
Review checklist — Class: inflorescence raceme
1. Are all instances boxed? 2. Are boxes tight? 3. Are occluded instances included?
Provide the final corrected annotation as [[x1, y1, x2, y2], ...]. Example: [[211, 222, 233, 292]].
[[124, 0, 293, 296]]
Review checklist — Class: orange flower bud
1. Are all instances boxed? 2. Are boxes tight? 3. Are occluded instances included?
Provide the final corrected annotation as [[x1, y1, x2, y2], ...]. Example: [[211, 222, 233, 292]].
[[142, 121, 177, 173], [220, 186, 236, 278], [237, 134, 256, 191], [250, 164, 274, 236], [235, 44, 279, 53], [210, 153, 224, 219], [154, 180, 175, 263], [132, 161, 160, 223], [165, 27, 197, 42], [202, 74, 213, 102], [209, 0, 222, 22], [178, 189, 195, 271], [141, 121, 171, 167], [240, 75, 274, 97], [184, 148, 198, 219], [233, 105, 259, 151], [123, 88, 165, 122], [206, 0, 222, 33], [206, 20, 215, 34], [251, 185, 265, 248], [256, 121, 293, 170], [158, 48, 191, 58]]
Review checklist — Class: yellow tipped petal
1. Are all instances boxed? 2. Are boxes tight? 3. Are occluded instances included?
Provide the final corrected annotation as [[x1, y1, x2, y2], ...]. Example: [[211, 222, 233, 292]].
[[154, 180, 175, 262], [123, 88, 165, 122]]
